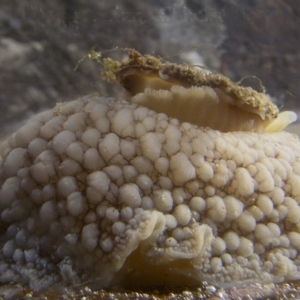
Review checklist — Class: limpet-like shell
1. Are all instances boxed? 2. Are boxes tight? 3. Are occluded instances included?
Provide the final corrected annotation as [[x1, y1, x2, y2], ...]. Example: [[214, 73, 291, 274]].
[[100, 49, 296, 133]]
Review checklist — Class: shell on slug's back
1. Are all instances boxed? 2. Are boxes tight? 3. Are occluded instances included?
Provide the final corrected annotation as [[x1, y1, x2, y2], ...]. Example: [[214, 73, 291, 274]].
[[103, 49, 297, 133]]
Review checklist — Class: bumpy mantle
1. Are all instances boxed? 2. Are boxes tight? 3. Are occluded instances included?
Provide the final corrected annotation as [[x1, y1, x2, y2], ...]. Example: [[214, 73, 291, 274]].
[[0, 50, 300, 290]]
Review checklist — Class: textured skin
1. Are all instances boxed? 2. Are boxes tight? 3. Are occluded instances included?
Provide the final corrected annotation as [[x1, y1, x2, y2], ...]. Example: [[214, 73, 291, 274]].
[[1, 94, 300, 289]]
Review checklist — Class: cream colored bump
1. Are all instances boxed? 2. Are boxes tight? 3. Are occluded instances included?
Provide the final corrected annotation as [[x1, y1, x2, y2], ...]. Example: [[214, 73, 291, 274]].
[[67, 191, 87, 217], [287, 174, 300, 199], [131, 156, 153, 175], [98, 133, 120, 163], [3, 94, 300, 287], [226, 159, 237, 173], [135, 174, 153, 191], [143, 116, 156, 131], [243, 153, 256, 167], [87, 101, 109, 123], [227, 146, 244, 166], [106, 207, 120, 222], [119, 183, 142, 208], [2, 240, 16, 258], [157, 176, 173, 190], [284, 197, 300, 223], [154, 157, 169, 176], [52, 130, 76, 155], [57, 176, 78, 198], [211, 257, 223, 273], [39, 200, 58, 225], [196, 161, 214, 183], [223, 231, 240, 252], [173, 204, 192, 226], [140, 132, 162, 162], [84, 210, 97, 224], [211, 160, 231, 188], [120, 139, 136, 161], [272, 158, 288, 180], [33, 108, 53, 124], [140, 196, 154, 210], [204, 185, 215, 197], [95, 115, 110, 134], [267, 222, 281, 238], [39, 116, 67, 140], [288, 232, 300, 251], [180, 140, 193, 157], [120, 206, 133, 222], [163, 138, 181, 157], [165, 123, 182, 145], [14, 120, 41, 148], [55, 98, 84, 115], [81, 128, 101, 148], [247, 205, 264, 221], [189, 196, 206, 213], [190, 153, 204, 168], [3, 148, 29, 177], [165, 214, 178, 230], [42, 184, 57, 203], [172, 187, 188, 205], [123, 165, 138, 182], [191, 136, 208, 157], [82, 223, 99, 252], [27, 137, 48, 158], [59, 158, 81, 176], [64, 112, 87, 133], [30, 150, 58, 184], [215, 137, 227, 154], [223, 196, 243, 221], [83, 148, 106, 171], [212, 237, 226, 256], [86, 101, 110, 133], [103, 165, 123, 182], [254, 224, 272, 247], [237, 211, 256, 233], [111, 107, 135, 137], [293, 161, 300, 176], [235, 167, 255, 197], [185, 179, 200, 194], [264, 111, 297, 132], [132, 88, 172, 109], [237, 237, 253, 257], [112, 221, 126, 236], [153, 190, 173, 212], [66, 142, 84, 164], [165, 237, 178, 248], [133, 106, 148, 121], [255, 162, 275, 193], [256, 194, 273, 216], [271, 187, 285, 205], [86, 171, 110, 204], [0, 177, 21, 208], [276, 204, 288, 221], [254, 243, 265, 256], [170, 152, 196, 185], [206, 196, 226, 222], [221, 253, 232, 265], [273, 253, 295, 278]]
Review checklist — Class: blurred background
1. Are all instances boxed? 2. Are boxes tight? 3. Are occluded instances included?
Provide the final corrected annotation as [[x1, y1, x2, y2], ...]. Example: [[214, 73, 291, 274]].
[[1, 0, 300, 138]]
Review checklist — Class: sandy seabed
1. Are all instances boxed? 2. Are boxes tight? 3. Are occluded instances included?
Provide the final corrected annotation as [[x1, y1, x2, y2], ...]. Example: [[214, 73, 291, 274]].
[[1, 281, 300, 300]]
